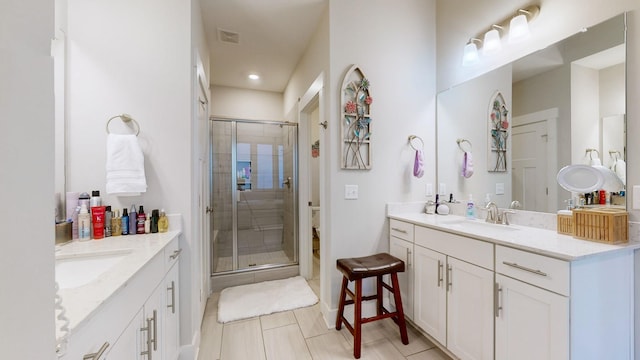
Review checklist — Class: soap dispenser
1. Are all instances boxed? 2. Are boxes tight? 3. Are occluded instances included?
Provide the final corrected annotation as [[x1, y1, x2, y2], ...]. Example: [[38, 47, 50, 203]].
[[466, 194, 476, 219]]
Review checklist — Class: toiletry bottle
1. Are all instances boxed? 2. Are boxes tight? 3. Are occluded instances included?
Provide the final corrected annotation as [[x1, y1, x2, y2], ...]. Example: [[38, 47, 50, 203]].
[[144, 212, 150, 234], [121, 208, 129, 235], [78, 204, 91, 240], [151, 209, 159, 233], [105, 206, 112, 237], [78, 192, 90, 211], [158, 209, 169, 233], [111, 209, 121, 236], [137, 205, 146, 234], [91, 206, 105, 239], [71, 206, 80, 240], [90, 190, 101, 207], [466, 194, 476, 219], [129, 205, 137, 235], [435, 194, 440, 213]]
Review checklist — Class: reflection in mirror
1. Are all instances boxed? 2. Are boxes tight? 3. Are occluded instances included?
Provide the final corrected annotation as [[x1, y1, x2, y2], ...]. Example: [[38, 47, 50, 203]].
[[436, 13, 626, 214]]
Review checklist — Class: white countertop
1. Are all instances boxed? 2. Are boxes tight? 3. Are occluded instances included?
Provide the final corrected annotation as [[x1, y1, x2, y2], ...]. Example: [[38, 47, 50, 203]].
[[389, 212, 640, 261], [55, 231, 180, 340]]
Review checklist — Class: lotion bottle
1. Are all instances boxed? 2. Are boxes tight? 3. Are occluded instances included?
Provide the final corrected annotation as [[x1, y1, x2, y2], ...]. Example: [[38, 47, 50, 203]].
[[78, 204, 91, 240], [144, 212, 150, 234]]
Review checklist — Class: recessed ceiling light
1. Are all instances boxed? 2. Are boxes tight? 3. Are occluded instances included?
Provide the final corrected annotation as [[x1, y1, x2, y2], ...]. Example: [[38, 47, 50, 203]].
[[248, 74, 260, 80]]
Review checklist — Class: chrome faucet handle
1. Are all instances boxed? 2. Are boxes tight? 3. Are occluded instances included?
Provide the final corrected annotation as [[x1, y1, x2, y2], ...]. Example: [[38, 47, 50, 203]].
[[500, 209, 516, 225], [485, 202, 498, 223], [510, 200, 521, 209]]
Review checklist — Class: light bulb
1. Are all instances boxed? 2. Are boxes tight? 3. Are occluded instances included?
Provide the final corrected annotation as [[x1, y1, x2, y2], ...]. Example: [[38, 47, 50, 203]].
[[483, 28, 502, 55], [509, 14, 530, 43], [462, 42, 479, 67]]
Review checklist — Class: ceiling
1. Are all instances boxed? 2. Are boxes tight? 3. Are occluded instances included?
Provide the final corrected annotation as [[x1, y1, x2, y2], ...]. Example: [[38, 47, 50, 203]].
[[200, 0, 328, 93]]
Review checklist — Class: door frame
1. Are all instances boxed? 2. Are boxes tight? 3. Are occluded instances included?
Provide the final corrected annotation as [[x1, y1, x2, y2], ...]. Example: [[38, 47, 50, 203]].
[[298, 73, 324, 280]]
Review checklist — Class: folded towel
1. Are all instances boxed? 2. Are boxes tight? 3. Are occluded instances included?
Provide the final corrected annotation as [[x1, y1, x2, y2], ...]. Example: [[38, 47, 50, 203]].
[[413, 150, 424, 178], [461, 151, 474, 178], [106, 134, 147, 195]]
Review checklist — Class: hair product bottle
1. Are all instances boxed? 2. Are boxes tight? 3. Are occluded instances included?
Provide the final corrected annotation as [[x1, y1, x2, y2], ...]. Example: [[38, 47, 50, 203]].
[[121, 208, 129, 235], [151, 209, 159, 233], [104, 206, 112, 237], [137, 205, 146, 234], [144, 212, 150, 234], [129, 205, 137, 235], [111, 209, 121, 236], [78, 204, 91, 241], [158, 209, 169, 233]]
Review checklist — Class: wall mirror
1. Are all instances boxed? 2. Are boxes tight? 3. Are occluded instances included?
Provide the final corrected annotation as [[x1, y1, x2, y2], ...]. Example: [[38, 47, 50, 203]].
[[436, 13, 626, 213]]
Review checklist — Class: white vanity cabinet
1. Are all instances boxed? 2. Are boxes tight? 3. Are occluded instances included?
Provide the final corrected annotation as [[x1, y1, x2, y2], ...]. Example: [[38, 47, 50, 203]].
[[389, 219, 414, 319], [413, 226, 494, 360], [61, 235, 181, 360]]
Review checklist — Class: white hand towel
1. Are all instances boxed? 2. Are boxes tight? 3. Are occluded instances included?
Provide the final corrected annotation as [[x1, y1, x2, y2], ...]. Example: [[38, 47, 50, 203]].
[[106, 134, 147, 195], [612, 158, 626, 185]]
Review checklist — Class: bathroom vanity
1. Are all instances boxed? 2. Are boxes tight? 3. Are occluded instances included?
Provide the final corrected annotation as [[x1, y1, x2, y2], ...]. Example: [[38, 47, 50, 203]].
[[55, 231, 181, 360], [388, 212, 638, 360]]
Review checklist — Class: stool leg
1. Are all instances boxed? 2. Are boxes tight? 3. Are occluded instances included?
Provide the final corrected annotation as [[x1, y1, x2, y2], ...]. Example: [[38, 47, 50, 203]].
[[354, 279, 362, 359], [376, 275, 383, 316], [391, 272, 409, 345], [336, 276, 348, 330]]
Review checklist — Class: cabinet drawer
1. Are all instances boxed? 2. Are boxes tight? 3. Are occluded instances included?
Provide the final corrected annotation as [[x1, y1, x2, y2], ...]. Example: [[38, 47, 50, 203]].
[[164, 237, 181, 271], [414, 226, 493, 270], [496, 246, 569, 296], [390, 219, 414, 242]]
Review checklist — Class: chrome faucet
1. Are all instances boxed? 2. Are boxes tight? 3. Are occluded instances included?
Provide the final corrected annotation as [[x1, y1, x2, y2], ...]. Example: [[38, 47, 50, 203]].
[[485, 202, 499, 223]]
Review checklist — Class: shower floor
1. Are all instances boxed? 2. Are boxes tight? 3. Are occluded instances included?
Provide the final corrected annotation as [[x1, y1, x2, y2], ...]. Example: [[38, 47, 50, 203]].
[[214, 228, 294, 273]]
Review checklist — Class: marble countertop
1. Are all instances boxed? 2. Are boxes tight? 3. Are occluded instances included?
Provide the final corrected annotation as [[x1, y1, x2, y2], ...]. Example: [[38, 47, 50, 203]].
[[389, 212, 640, 261], [55, 231, 180, 339]]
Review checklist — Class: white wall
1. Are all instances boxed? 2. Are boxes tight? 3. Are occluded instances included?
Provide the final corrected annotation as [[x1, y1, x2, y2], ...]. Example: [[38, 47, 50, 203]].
[[65, 0, 202, 352], [571, 64, 601, 165], [323, 0, 436, 314], [211, 86, 284, 120], [0, 1, 56, 359]]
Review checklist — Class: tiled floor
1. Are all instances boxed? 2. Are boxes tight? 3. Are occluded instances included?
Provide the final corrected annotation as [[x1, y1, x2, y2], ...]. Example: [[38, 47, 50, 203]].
[[198, 259, 452, 360]]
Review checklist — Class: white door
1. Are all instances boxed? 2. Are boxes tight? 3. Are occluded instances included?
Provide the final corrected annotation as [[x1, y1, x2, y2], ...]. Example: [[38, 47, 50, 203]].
[[197, 71, 210, 312], [446, 257, 494, 360], [413, 246, 447, 345], [512, 120, 548, 212], [495, 274, 569, 360], [389, 237, 414, 319]]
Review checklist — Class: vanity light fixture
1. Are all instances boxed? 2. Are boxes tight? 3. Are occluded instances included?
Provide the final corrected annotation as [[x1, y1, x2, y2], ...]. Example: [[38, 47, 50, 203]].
[[483, 25, 503, 56], [248, 73, 260, 80], [462, 4, 540, 66], [462, 38, 481, 66]]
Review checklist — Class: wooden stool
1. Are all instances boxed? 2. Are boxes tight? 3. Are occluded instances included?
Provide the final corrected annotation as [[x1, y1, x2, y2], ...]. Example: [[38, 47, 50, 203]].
[[335, 253, 409, 358]]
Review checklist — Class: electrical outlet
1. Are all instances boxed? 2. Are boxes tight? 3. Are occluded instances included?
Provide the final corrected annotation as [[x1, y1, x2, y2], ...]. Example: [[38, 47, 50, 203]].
[[345, 185, 358, 200], [426, 183, 433, 196]]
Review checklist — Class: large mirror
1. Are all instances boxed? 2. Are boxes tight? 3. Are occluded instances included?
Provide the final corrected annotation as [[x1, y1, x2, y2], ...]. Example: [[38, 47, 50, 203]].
[[437, 13, 626, 213]]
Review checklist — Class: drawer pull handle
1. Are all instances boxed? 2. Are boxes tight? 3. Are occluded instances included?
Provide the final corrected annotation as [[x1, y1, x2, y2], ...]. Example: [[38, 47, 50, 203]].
[[494, 282, 502, 318], [446, 264, 452, 292], [167, 280, 176, 314], [83, 342, 110, 360], [437, 260, 443, 288], [502, 261, 548, 277], [391, 227, 408, 234], [170, 248, 183, 260], [406, 248, 412, 267]]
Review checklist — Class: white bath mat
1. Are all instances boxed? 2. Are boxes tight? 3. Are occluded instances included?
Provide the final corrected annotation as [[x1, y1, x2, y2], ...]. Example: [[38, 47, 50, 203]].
[[217, 276, 318, 323]]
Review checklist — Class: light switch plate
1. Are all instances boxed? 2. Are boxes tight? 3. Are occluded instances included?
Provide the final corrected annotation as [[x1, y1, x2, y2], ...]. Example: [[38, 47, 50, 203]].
[[495, 183, 505, 195], [439, 183, 447, 195], [345, 185, 358, 200], [634, 185, 640, 209]]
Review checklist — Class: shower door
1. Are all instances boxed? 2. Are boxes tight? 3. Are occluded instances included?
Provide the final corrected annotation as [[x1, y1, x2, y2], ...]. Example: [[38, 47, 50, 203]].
[[210, 119, 298, 274]]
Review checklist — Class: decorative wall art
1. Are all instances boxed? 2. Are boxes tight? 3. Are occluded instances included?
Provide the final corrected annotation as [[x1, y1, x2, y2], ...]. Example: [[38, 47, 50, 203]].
[[488, 91, 509, 172], [341, 65, 372, 169]]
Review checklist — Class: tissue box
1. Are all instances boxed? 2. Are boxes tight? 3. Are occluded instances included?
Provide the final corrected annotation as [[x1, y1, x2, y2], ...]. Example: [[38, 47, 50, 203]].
[[572, 208, 628, 244]]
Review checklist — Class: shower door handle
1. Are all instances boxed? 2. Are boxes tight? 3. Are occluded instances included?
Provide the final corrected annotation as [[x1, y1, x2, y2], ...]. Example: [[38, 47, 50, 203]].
[[283, 177, 292, 189]]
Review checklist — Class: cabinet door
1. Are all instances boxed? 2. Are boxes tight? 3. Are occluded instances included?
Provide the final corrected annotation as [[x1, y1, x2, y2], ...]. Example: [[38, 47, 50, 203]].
[[105, 309, 143, 359], [413, 245, 447, 345], [163, 263, 180, 360], [389, 237, 414, 319], [446, 257, 494, 360], [495, 274, 569, 360], [141, 283, 164, 360]]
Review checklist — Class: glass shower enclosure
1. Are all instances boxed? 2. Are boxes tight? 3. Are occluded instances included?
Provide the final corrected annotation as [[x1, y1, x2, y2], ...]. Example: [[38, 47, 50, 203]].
[[211, 119, 298, 274]]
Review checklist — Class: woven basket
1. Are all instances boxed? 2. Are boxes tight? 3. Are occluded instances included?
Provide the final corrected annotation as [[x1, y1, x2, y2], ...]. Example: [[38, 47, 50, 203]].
[[572, 208, 628, 244]]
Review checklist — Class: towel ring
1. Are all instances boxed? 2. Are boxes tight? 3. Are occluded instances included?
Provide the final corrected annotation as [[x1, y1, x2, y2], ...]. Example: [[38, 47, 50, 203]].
[[609, 150, 621, 160], [408, 135, 424, 151], [106, 114, 140, 136], [456, 138, 472, 152], [585, 148, 600, 159]]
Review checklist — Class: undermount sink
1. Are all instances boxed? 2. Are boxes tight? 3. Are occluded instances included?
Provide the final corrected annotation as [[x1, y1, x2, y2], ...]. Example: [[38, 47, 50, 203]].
[[55, 249, 132, 289], [437, 217, 520, 231]]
